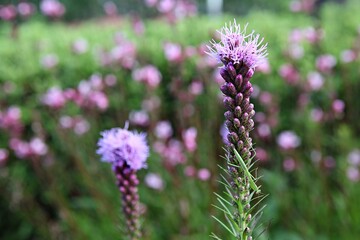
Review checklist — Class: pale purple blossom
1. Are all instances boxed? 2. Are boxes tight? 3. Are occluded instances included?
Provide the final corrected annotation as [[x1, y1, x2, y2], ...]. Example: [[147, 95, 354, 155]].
[[323, 156, 336, 169], [0, 149, 9, 166], [74, 119, 90, 135], [207, 20, 267, 69], [157, 0, 176, 13], [277, 131, 301, 150], [59, 115, 73, 129], [17, 2, 35, 18], [348, 149, 360, 166], [283, 157, 296, 172], [257, 123, 271, 139], [189, 81, 203, 95], [40, 0, 65, 18], [0, 5, 17, 21], [182, 127, 197, 152], [103, 1, 118, 17], [129, 110, 150, 127], [332, 99, 345, 114], [256, 58, 271, 74], [288, 28, 303, 43], [144, 0, 158, 7], [40, 54, 58, 69], [340, 50, 356, 63], [97, 128, 149, 171], [154, 121, 173, 140], [197, 168, 211, 181], [72, 38, 88, 54], [316, 54, 337, 73], [347, 167, 360, 182], [164, 42, 182, 63], [288, 44, 304, 59], [29, 138, 48, 156], [132, 65, 162, 88], [42, 87, 66, 108], [184, 165, 196, 177], [310, 108, 324, 122], [307, 71, 324, 91], [104, 74, 117, 86], [9, 139, 31, 159], [279, 64, 300, 85], [145, 173, 164, 190]]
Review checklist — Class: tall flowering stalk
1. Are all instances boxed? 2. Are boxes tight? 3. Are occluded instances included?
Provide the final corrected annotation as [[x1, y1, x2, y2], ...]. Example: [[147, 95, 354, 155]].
[[97, 126, 149, 240], [208, 20, 267, 239]]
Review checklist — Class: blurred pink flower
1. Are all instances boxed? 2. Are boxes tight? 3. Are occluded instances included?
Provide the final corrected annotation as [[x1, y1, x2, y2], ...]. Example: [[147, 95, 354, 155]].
[[182, 127, 197, 152], [348, 149, 360, 166], [256, 58, 271, 74], [0, 5, 17, 21], [132, 16, 145, 35], [104, 74, 117, 86], [259, 91, 273, 106], [103, 1, 118, 17], [220, 123, 229, 145], [164, 42, 182, 63], [316, 54, 337, 73], [256, 147, 268, 162], [145, 173, 164, 190], [154, 121, 173, 140], [91, 91, 109, 110], [0, 106, 23, 134], [10, 139, 30, 159], [40, 54, 58, 69], [184, 166, 196, 177], [310, 108, 324, 122], [307, 71, 324, 91], [332, 99, 345, 114], [323, 156, 336, 169], [197, 168, 211, 181], [73, 118, 90, 135], [303, 27, 322, 43], [277, 131, 301, 150], [59, 115, 73, 129], [72, 38, 88, 54], [142, 96, 161, 111], [164, 139, 186, 165], [129, 110, 150, 127], [279, 64, 300, 85], [283, 157, 296, 172], [110, 42, 137, 69], [42, 87, 66, 108], [288, 44, 304, 59], [157, 0, 176, 13], [40, 0, 65, 18], [144, 0, 158, 7], [347, 167, 360, 182], [257, 123, 271, 139], [189, 81, 203, 95], [0, 149, 9, 166], [17, 2, 35, 18], [132, 65, 162, 88], [288, 28, 303, 43], [29, 138, 48, 156], [340, 50, 356, 63]]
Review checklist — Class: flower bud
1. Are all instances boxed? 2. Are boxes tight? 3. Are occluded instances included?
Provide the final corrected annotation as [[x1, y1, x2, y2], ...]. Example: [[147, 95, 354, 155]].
[[235, 93, 243, 106], [223, 97, 235, 111], [220, 67, 232, 82], [227, 62, 237, 78]]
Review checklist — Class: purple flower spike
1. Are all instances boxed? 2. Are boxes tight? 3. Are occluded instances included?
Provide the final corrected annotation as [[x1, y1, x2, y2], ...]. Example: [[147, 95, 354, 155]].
[[97, 127, 149, 239], [97, 128, 149, 171], [208, 19, 267, 69], [208, 20, 267, 239]]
